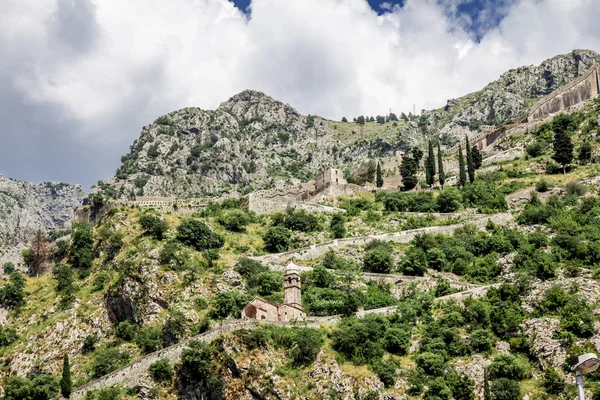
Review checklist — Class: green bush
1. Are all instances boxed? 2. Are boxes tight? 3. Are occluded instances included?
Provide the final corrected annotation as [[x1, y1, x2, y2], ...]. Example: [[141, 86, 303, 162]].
[[363, 247, 394, 273], [210, 290, 251, 319], [460, 181, 507, 213], [372, 358, 400, 388], [416, 352, 446, 376], [565, 181, 587, 196], [217, 209, 252, 232], [70, 221, 94, 270], [384, 327, 410, 355], [398, 247, 427, 276], [82, 333, 98, 353], [363, 283, 397, 309], [139, 214, 168, 239], [255, 271, 283, 296], [331, 316, 388, 364], [176, 219, 224, 251], [0, 272, 27, 308], [535, 178, 552, 192], [91, 347, 131, 378], [277, 209, 320, 232], [162, 309, 187, 346], [0, 326, 17, 347], [435, 188, 462, 213], [303, 287, 360, 316], [469, 329, 495, 353], [526, 140, 545, 157], [177, 340, 224, 397], [489, 378, 521, 400], [3, 262, 15, 275], [2, 375, 59, 400], [262, 226, 292, 253], [330, 213, 347, 239], [116, 321, 139, 342], [542, 366, 565, 395], [488, 354, 531, 380], [135, 326, 163, 354], [149, 359, 173, 383], [234, 258, 269, 287]]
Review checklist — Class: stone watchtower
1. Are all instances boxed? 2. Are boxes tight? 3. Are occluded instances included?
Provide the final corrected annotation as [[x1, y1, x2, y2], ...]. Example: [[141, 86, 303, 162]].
[[284, 261, 303, 310]]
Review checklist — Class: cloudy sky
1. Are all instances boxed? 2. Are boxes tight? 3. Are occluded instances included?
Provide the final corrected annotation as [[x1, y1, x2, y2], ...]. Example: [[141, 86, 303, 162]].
[[2, 0, 600, 188]]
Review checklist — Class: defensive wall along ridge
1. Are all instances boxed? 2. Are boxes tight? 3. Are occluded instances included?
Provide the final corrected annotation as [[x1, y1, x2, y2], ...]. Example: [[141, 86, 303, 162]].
[[63, 281, 496, 399], [252, 212, 514, 266]]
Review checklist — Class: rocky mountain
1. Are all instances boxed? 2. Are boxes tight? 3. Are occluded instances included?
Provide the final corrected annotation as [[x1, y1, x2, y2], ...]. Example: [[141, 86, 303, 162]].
[[98, 49, 600, 200], [425, 49, 600, 144], [0, 174, 85, 266]]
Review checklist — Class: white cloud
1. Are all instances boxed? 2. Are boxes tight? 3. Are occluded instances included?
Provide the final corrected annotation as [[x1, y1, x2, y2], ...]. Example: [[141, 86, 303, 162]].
[[1, 0, 600, 184]]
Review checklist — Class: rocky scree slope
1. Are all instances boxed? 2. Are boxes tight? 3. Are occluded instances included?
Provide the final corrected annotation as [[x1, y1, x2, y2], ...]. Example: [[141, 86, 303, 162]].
[[0, 174, 85, 266], [97, 90, 397, 200], [423, 49, 600, 145]]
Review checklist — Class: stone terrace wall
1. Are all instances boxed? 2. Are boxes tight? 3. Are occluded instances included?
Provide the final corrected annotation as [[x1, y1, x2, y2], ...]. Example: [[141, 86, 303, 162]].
[[253, 213, 514, 266], [528, 63, 600, 122]]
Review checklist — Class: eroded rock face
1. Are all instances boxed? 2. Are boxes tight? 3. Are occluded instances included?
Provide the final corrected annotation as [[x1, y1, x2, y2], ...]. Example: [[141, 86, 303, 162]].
[[454, 355, 491, 399], [0, 174, 85, 267], [521, 318, 566, 369]]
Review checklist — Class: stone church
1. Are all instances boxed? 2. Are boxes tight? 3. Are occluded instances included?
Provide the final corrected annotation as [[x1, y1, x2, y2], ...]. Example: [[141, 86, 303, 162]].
[[241, 261, 306, 322]]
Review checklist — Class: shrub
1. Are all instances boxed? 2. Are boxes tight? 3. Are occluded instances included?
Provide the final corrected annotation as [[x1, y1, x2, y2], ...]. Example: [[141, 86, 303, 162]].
[[139, 214, 168, 239], [177, 340, 224, 396], [0, 272, 27, 308], [0, 327, 17, 347], [3, 262, 15, 275], [70, 221, 94, 270], [330, 213, 347, 239], [242, 329, 270, 349], [91, 347, 130, 378], [535, 178, 551, 192], [116, 321, 138, 342], [234, 258, 269, 287], [435, 188, 462, 212], [469, 329, 495, 353], [489, 378, 521, 400], [372, 358, 400, 388], [331, 316, 387, 364], [363, 247, 393, 273], [384, 327, 410, 355], [194, 296, 208, 309], [565, 181, 587, 197], [255, 271, 283, 296], [217, 209, 251, 232], [526, 140, 545, 157], [460, 181, 507, 213], [488, 354, 531, 380], [82, 333, 98, 353], [542, 366, 565, 395], [363, 284, 397, 309], [149, 359, 173, 383], [303, 287, 360, 316], [210, 290, 251, 319], [262, 226, 292, 253], [2, 375, 59, 400], [176, 219, 224, 251], [416, 352, 446, 376], [135, 326, 163, 354], [279, 209, 320, 232], [398, 247, 427, 276], [288, 328, 323, 366]]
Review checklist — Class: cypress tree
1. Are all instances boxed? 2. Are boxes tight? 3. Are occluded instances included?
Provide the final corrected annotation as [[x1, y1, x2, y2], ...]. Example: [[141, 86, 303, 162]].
[[437, 142, 445, 189], [466, 136, 475, 183], [412, 146, 423, 168], [552, 129, 573, 173], [376, 161, 383, 188], [60, 354, 72, 398], [400, 156, 418, 191], [578, 141, 592, 164], [426, 140, 436, 186], [458, 145, 467, 187], [471, 146, 483, 169]]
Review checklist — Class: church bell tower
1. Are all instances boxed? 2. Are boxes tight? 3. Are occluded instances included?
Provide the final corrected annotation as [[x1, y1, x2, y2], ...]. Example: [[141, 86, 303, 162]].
[[284, 261, 303, 310]]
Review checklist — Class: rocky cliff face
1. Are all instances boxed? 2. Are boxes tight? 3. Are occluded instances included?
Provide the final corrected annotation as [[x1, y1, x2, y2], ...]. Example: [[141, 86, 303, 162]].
[[425, 49, 600, 145], [0, 174, 85, 266], [101, 49, 600, 199]]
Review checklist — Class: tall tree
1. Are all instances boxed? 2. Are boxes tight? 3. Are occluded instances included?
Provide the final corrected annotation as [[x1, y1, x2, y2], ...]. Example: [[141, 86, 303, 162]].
[[425, 140, 436, 186], [552, 129, 573, 174], [437, 142, 445, 189], [400, 156, 418, 191], [30, 229, 48, 276], [465, 136, 475, 183], [471, 146, 483, 169], [412, 146, 423, 168], [458, 145, 467, 187], [60, 354, 72, 398], [376, 161, 384, 188]]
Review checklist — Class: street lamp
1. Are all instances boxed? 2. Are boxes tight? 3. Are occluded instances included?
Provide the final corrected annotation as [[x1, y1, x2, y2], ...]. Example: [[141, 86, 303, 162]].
[[571, 353, 600, 400]]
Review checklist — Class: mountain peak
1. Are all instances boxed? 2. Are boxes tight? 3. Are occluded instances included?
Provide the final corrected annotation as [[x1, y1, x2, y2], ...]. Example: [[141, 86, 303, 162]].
[[218, 89, 301, 121]]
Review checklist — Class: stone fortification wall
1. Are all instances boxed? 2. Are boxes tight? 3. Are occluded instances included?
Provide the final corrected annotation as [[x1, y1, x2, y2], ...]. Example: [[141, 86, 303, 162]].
[[528, 63, 600, 122], [253, 212, 514, 266]]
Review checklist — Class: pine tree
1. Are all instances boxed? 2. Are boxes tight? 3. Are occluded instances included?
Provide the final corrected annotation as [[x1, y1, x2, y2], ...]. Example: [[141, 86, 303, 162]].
[[471, 146, 483, 169], [400, 156, 418, 191], [412, 146, 423, 168], [465, 136, 475, 183], [426, 140, 436, 186], [60, 354, 72, 398], [458, 145, 467, 187], [552, 129, 573, 174], [376, 161, 383, 188], [437, 142, 445, 189]]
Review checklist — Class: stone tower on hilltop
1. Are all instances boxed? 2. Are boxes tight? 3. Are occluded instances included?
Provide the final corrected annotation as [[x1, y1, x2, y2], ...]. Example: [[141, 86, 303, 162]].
[[284, 261, 303, 310]]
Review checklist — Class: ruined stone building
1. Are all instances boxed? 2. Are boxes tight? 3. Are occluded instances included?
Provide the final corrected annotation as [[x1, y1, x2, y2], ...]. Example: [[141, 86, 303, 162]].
[[241, 261, 306, 322], [315, 168, 347, 193]]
